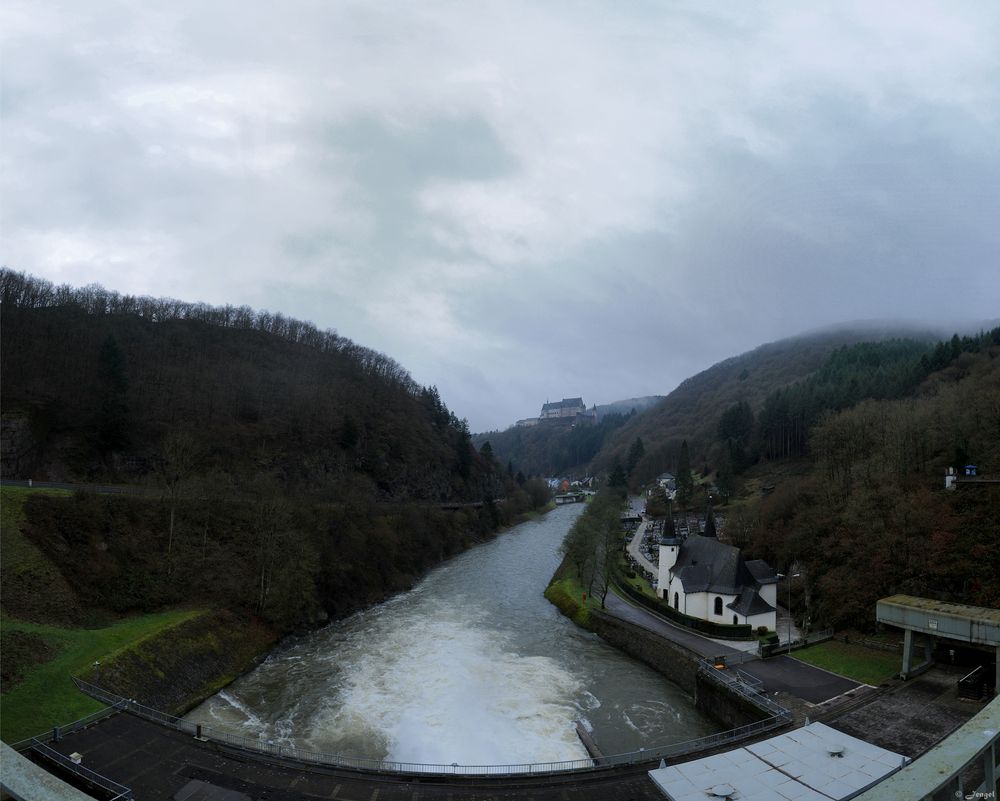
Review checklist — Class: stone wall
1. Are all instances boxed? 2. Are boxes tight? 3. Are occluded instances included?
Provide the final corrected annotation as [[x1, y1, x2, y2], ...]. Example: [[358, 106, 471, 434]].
[[693, 673, 770, 729], [588, 609, 700, 695]]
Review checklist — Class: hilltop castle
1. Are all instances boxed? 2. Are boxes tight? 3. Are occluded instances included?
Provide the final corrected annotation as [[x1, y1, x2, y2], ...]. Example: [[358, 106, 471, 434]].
[[517, 397, 597, 427]]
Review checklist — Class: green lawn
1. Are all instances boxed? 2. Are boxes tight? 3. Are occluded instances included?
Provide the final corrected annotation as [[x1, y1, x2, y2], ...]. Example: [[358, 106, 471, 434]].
[[0, 486, 208, 741], [791, 639, 900, 685], [1, 609, 203, 743]]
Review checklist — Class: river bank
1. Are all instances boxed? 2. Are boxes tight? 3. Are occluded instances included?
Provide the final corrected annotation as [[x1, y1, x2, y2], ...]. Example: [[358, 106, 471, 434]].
[[0, 486, 553, 742], [183, 504, 715, 765], [96, 502, 563, 719]]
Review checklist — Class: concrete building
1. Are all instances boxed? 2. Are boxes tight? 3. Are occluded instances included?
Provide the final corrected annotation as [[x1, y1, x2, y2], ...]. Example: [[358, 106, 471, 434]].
[[877, 594, 1000, 693]]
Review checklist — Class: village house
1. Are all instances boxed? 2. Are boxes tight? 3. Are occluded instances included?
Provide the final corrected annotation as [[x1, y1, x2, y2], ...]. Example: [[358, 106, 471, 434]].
[[656, 524, 778, 630], [654, 472, 677, 499]]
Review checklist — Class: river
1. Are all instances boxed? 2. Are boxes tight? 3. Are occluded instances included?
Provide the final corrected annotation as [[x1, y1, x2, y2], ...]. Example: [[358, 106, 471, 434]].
[[185, 504, 715, 765]]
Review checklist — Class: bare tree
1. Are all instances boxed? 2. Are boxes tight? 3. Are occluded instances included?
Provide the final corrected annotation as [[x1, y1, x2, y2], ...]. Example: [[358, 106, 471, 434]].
[[156, 430, 202, 572]]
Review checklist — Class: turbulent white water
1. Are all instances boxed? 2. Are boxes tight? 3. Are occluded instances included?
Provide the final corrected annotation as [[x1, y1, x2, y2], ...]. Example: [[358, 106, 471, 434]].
[[186, 505, 715, 764]]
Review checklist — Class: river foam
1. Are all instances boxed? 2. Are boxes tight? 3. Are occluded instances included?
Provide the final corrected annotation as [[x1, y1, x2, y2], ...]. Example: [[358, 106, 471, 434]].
[[307, 599, 587, 764], [186, 506, 716, 764]]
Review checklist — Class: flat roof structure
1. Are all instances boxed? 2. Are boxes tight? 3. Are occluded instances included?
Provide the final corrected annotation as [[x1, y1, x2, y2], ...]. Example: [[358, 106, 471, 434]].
[[648, 722, 907, 801], [876, 595, 1000, 644], [876, 594, 1000, 685]]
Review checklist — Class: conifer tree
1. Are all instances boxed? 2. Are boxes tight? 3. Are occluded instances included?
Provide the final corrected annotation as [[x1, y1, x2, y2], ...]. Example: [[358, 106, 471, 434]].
[[626, 436, 645, 475], [608, 460, 627, 487], [676, 440, 693, 507]]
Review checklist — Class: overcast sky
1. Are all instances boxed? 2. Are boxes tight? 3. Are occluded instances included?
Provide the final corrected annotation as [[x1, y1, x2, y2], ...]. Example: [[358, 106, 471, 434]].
[[3, 1, 999, 431]]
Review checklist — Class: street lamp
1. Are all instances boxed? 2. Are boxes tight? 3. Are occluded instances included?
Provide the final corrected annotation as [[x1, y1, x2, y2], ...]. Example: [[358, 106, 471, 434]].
[[777, 572, 800, 651]]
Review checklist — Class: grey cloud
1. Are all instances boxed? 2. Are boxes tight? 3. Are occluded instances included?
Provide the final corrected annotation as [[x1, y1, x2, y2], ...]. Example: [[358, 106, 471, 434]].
[[3, 1, 999, 432]]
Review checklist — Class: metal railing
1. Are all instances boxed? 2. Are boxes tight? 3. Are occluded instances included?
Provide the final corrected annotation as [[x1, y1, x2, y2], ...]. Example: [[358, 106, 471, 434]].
[[71, 677, 792, 777], [958, 664, 990, 701], [26, 738, 134, 800], [759, 628, 834, 657], [697, 656, 794, 721], [9, 702, 127, 752]]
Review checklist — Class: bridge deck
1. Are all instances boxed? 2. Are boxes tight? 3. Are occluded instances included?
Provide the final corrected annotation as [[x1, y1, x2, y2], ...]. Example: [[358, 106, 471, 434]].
[[44, 711, 665, 800]]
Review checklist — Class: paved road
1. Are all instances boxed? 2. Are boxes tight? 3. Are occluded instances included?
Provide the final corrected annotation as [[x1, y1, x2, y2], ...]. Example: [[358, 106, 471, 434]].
[[0, 478, 147, 495], [603, 587, 859, 704], [603, 589, 743, 659], [739, 656, 858, 704]]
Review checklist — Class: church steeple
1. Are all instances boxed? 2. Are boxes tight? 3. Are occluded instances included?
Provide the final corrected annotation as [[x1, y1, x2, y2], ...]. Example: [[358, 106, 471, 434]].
[[703, 507, 717, 538]]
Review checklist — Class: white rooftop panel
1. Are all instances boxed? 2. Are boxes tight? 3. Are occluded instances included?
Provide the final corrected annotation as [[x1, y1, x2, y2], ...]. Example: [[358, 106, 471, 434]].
[[649, 722, 908, 801]]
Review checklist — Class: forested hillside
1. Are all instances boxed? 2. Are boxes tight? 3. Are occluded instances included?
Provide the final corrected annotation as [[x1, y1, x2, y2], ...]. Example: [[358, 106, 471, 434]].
[[473, 397, 665, 479], [749, 336, 1000, 628], [593, 321, 1000, 632], [591, 325, 947, 485], [594, 396, 664, 421], [474, 411, 634, 478], [0, 270, 550, 633], [1, 270, 490, 500]]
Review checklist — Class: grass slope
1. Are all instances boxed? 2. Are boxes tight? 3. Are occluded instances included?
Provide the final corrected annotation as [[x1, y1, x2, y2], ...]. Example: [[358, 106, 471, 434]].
[[0, 487, 80, 623], [1, 486, 209, 742], [0, 609, 203, 743]]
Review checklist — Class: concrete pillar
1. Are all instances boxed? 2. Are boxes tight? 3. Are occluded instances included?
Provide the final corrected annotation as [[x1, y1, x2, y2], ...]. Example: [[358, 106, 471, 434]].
[[996, 645, 999, 698], [982, 740, 995, 797], [901, 628, 914, 678]]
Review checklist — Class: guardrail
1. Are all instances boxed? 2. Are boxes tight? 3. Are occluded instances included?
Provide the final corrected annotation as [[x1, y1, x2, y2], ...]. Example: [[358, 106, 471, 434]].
[[759, 628, 834, 657], [957, 664, 990, 701], [698, 656, 794, 721], [9, 702, 127, 752], [25, 738, 134, 800], [71, 677, 792, 777]]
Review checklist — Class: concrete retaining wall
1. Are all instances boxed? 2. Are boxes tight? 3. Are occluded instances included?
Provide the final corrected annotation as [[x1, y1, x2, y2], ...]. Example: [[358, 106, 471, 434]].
[[589, 609, 700, 696], [549, 555, 780, 731], [693, 674, 770, 728]]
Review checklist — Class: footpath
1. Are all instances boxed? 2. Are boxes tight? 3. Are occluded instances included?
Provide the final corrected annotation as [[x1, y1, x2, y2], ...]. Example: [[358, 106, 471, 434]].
[[625, 519, 659, 580]]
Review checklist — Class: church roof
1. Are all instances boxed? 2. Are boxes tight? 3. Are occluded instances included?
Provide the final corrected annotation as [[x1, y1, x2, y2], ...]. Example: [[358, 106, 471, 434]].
[[675, 564, 712, 593], [746, 559, 779, 585], [671, 534, 768, 595], [727, 586, 777, 617]]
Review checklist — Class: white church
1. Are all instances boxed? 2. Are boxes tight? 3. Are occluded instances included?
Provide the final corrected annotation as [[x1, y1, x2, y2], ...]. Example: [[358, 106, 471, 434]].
[[657, 520, 778, 631]]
